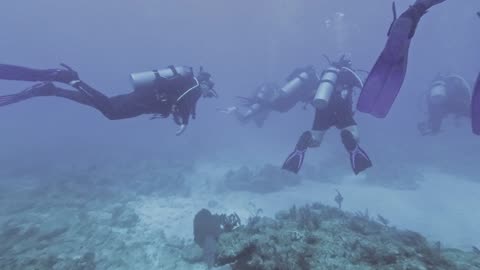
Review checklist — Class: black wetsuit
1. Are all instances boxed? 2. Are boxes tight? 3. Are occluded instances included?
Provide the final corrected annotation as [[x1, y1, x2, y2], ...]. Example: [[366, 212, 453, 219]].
[[312, 71, 357, 131], [0, 64, 202, 125]]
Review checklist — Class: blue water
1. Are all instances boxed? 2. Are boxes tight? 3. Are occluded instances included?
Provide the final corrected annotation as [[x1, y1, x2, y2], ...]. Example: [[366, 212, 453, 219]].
[[0, 1, 479, 269]]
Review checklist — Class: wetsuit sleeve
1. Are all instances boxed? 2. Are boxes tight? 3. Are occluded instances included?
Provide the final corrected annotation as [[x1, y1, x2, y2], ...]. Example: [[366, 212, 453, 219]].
[[176, 90, 202, 125]]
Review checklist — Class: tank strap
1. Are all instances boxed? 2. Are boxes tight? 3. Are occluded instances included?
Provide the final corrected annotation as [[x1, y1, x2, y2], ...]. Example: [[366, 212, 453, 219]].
[[168, 65, 179, 76], [152, 70, 162, 81], [319, 79, 336, 86]]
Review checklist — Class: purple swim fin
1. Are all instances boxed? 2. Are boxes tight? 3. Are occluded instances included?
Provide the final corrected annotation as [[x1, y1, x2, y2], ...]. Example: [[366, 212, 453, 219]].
[[472, 73, 480, 135], [357, 3, 427, 118]]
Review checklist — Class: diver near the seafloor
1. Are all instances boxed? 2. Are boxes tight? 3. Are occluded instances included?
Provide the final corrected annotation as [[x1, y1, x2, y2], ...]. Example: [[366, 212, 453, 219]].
[[282, 55, 372, 175], [417, 74, 472, 135], [472, 73, 480, 135], [218, 66, 319, 127], [0, 63, 217, 135], [357, 0, 448, 118]]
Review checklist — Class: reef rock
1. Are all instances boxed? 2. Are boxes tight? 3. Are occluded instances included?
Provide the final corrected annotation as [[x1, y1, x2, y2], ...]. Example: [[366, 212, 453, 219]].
[[214, 203, 480, 270]]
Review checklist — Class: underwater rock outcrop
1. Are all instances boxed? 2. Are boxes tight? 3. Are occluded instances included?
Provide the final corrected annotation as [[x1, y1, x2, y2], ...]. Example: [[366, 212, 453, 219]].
[[222, 164, 301, 193], [213, 203, 480, 270], [193, 209, 241, 268]]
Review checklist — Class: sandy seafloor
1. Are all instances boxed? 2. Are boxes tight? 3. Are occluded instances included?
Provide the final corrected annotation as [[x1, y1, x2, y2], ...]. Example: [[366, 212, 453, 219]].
[[0, 140, 479, 270]]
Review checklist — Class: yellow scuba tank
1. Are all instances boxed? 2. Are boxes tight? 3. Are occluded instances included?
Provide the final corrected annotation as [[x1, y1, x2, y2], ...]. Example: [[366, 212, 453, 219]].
[[312, 67, 340, 110], [428, 80, 447, 105], [130, 66, 192, 91]]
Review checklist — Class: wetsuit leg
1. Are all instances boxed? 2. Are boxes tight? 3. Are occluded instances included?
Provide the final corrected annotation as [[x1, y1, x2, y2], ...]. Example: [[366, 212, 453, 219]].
[[312, 108, 336, 131], [0, 81, 145, 120], [427, 103, 444, 134], [340, 126, 372, 175], [69, 81, 147, 120]]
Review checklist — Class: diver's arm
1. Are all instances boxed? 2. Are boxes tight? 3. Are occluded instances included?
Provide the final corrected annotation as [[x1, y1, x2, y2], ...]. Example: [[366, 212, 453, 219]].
[[172, 109, 188, 136]]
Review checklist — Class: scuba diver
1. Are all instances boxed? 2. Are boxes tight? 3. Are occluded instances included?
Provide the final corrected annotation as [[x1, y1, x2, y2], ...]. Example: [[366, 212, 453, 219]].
[[0, 63, 217, 135], [282, 55, 372, 175], [357, 0, 448, 118], [218, 66, 319, 127], [417, 74, 471, 135], [473, 73, 480, 135]]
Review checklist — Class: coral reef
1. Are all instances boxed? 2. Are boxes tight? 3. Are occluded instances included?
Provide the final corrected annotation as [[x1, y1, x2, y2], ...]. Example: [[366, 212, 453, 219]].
[[222, 164, 301, 193], [0, 159, 198, 270], [214, 203, 480, 270]]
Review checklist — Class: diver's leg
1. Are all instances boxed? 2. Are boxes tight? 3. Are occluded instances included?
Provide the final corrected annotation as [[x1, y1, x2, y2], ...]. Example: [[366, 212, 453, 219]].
[[63, 82, 143, 120], [340, 125, 372, 175], [48, 80, 139, 120], [0, 64, 78, 84], [68, 80, 126, 119], [427, 104, 444, 134], [282, 109, 331, 173]]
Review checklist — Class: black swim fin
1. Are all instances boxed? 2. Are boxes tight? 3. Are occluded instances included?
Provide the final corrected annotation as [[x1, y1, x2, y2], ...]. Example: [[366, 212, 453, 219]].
[[0, 82, 54, 107], [282, 131, 312, 174], [341, 130, 372, 175], [349, 145, 373, 175]]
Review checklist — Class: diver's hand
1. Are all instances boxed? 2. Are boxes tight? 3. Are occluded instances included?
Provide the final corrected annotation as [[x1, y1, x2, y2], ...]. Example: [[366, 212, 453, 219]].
[[176, 124, 187, 136]]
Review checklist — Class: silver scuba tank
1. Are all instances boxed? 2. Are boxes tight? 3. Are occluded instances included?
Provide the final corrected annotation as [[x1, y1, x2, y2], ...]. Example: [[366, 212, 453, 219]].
[[428, 80, 447, 105], [280, 71, 310, 97], [130, 66, 192, 91], [243, 103, 262, 119], [312, 67, 340, 110]]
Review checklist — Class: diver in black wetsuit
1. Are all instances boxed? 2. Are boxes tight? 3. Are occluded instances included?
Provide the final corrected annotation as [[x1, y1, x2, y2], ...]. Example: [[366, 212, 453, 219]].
[[0, 64, 217, 135], [417, 74, 471, 135], [282, 55, 372, 175], [218, 66, 319, 127]]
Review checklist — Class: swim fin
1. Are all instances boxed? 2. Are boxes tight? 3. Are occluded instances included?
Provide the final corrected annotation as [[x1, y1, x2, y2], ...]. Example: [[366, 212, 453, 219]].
[[349, 145, 373, 175], [282, 131, 312, 174], [0, 82, 54, 107], [0, 63, 78, 84], [472, 73, 480, 135], [341, 130, 372, 175], [357, 3, 428, 118]]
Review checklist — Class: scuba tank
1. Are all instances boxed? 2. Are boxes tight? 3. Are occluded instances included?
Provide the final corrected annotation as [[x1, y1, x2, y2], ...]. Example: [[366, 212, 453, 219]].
[[280, 66, 320, 98], [428, 80, 447, 105], [280, 71, 311, 97], [312, 67, 340, 110], [237, 83, 278, 120], [130, 66, 192, 91], [243, 103, 262, 119]]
